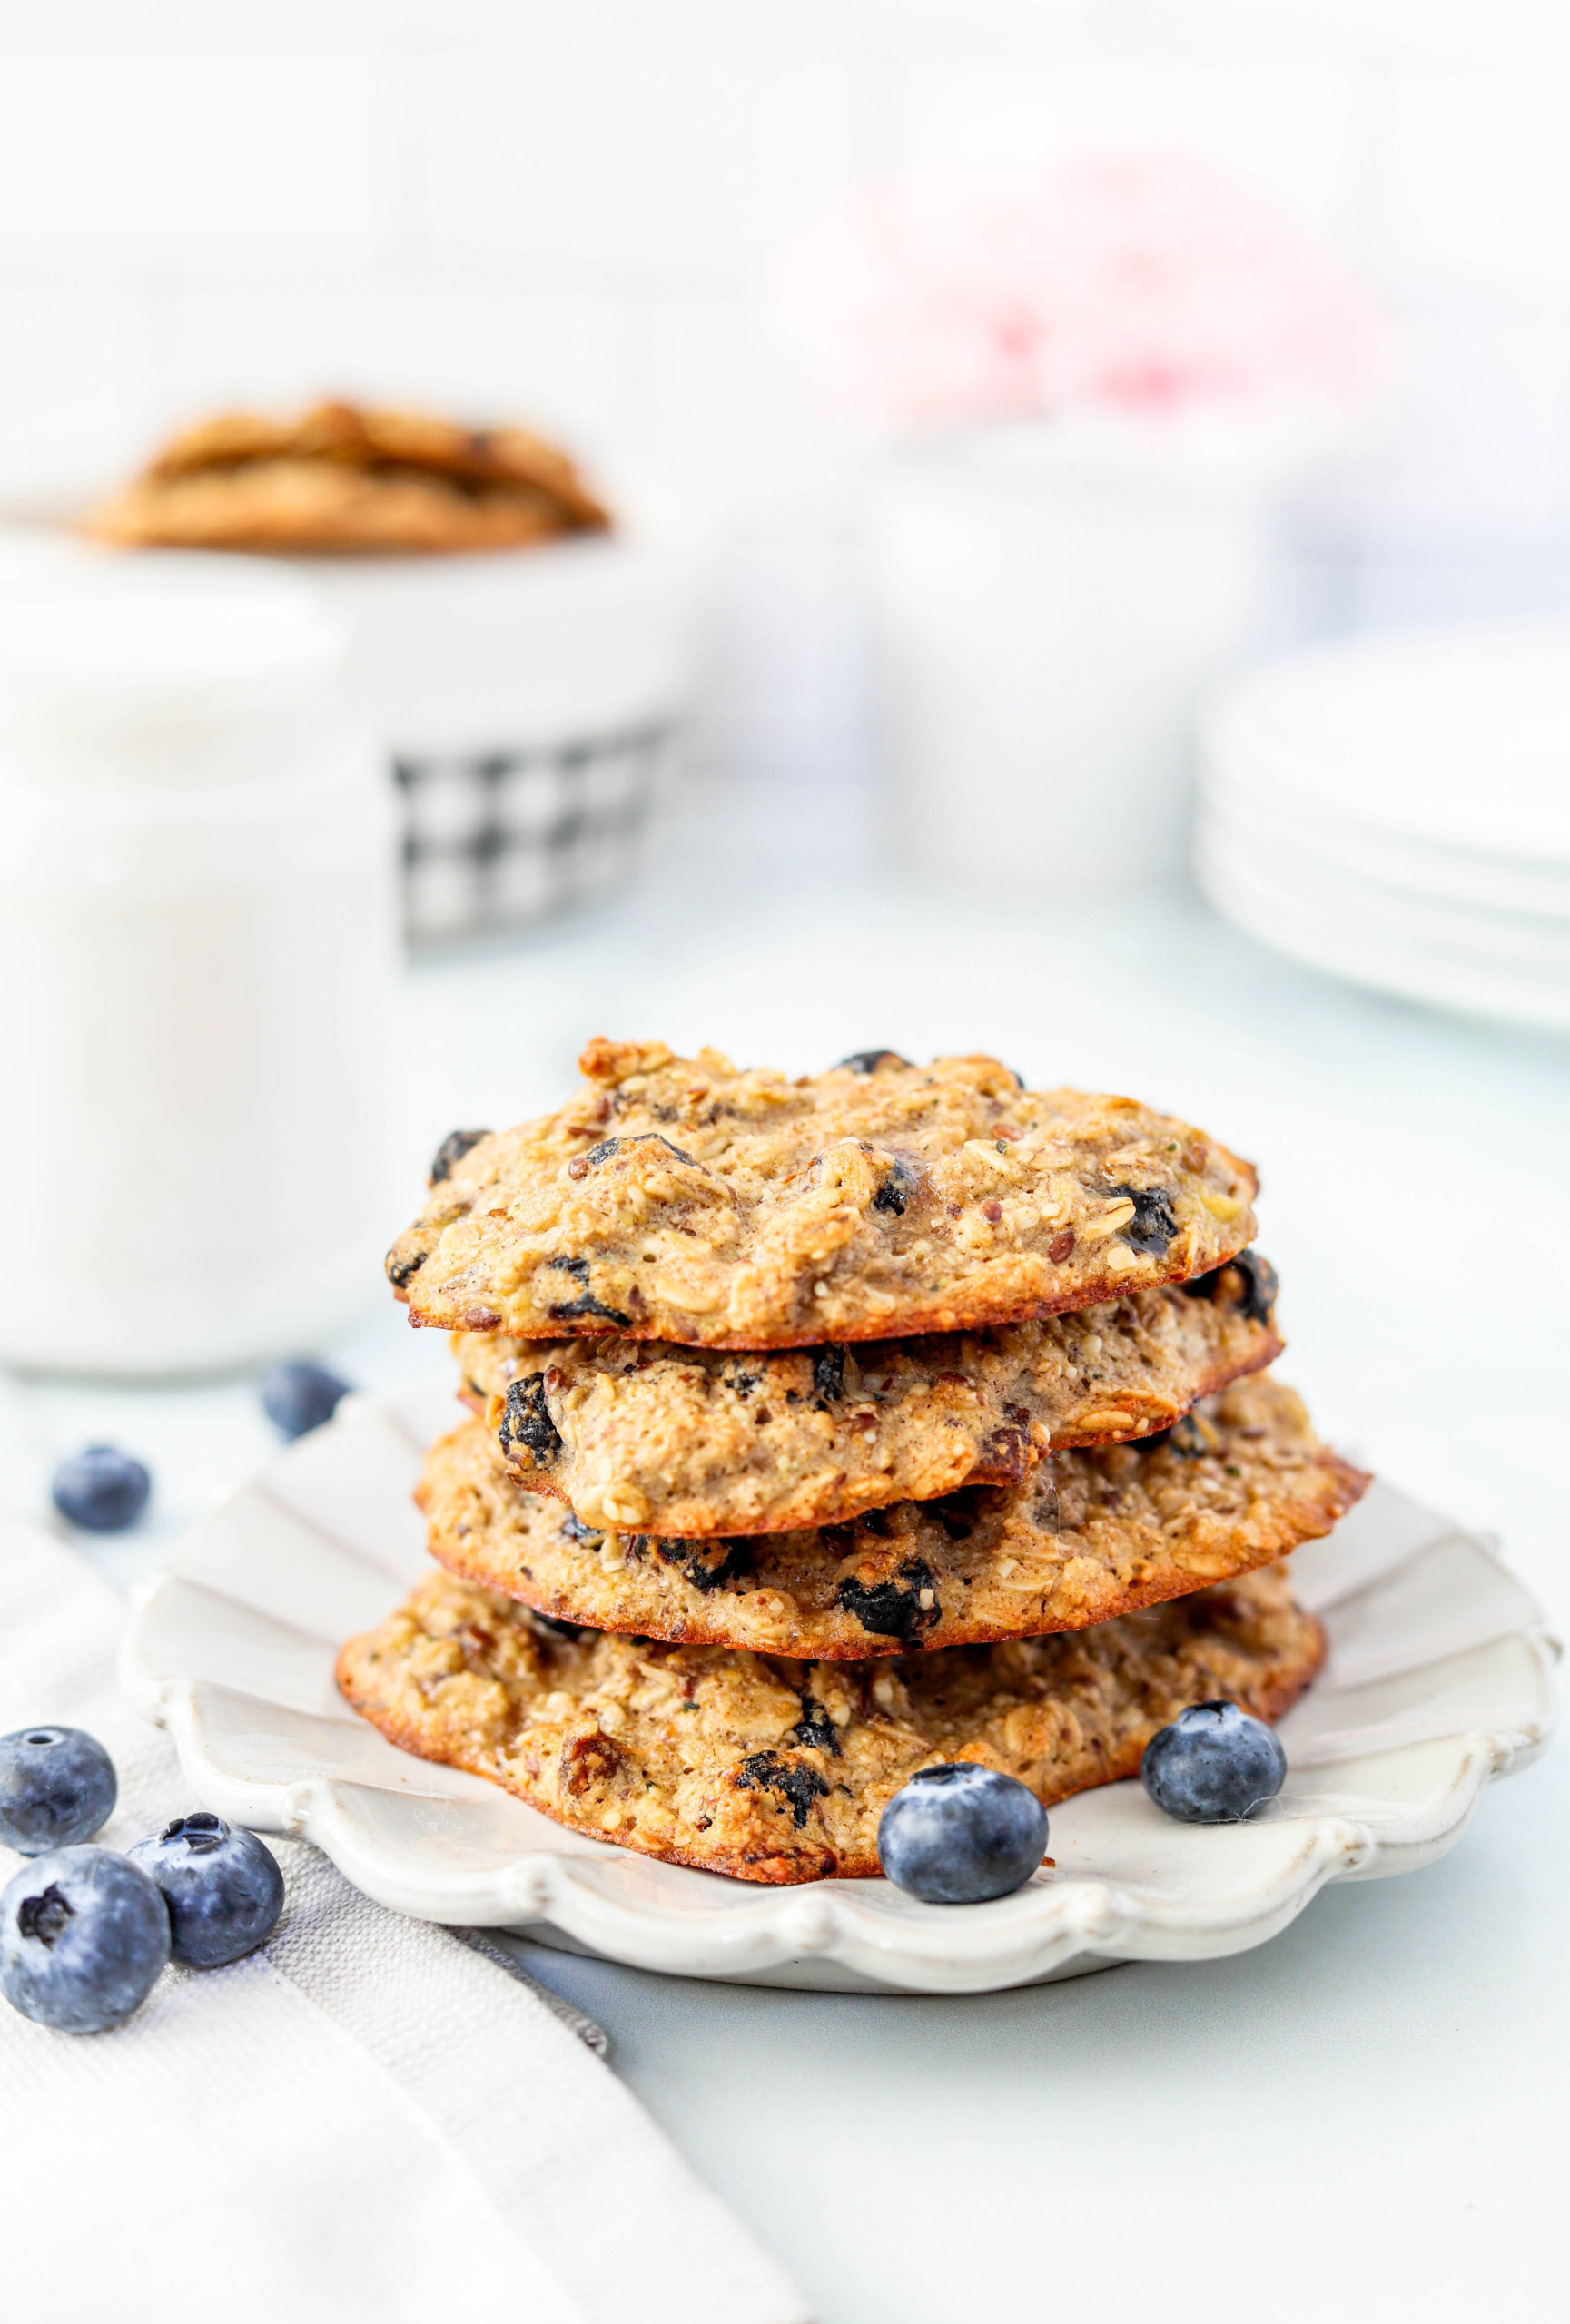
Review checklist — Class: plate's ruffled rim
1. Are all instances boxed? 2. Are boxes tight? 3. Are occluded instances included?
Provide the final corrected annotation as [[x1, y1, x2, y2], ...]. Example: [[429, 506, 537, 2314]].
[[122, 1393, 1557, 1994]]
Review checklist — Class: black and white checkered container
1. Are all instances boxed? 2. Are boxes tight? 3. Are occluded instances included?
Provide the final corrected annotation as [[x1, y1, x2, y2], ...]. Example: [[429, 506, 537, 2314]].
[[294, 485, 714, 947], [396, 720, 678, 944]]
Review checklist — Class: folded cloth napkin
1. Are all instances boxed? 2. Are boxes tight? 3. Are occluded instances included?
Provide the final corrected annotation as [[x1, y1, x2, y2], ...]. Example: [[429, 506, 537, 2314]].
[[0, 1517, 810, 2324]]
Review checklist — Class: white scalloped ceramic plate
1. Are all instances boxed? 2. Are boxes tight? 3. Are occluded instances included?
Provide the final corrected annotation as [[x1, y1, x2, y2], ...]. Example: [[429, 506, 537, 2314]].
[[122, 1393, 1558, 1994]]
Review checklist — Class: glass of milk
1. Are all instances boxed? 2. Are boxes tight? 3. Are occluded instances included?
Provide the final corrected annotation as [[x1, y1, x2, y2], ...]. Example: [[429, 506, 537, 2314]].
[[0, 556, 398, 1375]]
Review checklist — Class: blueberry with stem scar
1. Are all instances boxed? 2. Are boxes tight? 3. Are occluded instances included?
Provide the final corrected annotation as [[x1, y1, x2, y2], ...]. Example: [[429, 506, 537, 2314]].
[[878, 1765, 1048, 1904], [127, 1814, 283, 1967], [0, 1728, 117, 1856], [1, 1846, 170, 2033], [1141, 1700, 1286, 1823]]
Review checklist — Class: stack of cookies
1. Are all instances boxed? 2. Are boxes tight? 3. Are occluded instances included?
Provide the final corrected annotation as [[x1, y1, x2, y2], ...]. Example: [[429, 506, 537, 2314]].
[[339, 1041, 1368, 1886]]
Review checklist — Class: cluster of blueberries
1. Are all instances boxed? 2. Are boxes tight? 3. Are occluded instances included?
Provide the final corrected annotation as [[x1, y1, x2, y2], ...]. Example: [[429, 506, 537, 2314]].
[[49, 1359, 351, 1534], [1, 1726, 285, 2033], [9, 1362, 350, 2033], [876, 1704, 1289, 1904]]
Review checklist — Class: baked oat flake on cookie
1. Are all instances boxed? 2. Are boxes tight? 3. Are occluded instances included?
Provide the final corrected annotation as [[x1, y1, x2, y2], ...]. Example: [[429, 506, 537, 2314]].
[[387, 1040, 1260, 1348], [459, 1255, 1282, 1534], [419, 1373, 1367, 1660], [335, 1561, 1325, 1885]]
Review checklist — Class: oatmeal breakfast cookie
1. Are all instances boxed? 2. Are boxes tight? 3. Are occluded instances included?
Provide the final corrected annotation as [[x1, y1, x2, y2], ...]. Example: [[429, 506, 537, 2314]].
[[336, 1560, 1324, 1884], [459, 1256, 1282, 1534], [85, 398, 610, 553], [419, 1372, 1365, 1659], [387, 1040, 1259, 1348]]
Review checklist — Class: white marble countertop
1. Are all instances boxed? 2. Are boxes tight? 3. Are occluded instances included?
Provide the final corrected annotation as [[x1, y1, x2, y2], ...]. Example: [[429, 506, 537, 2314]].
[[3, 784, 1565, 2323]]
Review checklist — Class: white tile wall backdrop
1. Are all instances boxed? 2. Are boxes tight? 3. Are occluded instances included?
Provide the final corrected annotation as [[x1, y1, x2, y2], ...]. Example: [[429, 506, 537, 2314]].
[[3, 0, 1569, 794]]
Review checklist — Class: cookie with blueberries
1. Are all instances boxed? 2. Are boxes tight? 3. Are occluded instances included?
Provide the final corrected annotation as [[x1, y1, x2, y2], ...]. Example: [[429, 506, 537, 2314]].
[[415, 1372, 1365, 1662], [334, 1560, 1323, 1886], [458, 1259, 1282, 1536], [385, 1039, 1259, 1349]]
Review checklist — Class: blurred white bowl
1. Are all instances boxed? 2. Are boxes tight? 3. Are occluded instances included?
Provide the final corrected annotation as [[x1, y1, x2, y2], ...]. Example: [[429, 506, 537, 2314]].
[[301, 480, 714, 944], [1, 475, 717, 946]]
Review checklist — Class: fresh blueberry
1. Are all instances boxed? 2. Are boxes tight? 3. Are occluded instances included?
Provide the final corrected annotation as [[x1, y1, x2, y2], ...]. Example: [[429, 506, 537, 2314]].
[[0, 1726, 117, 1856], [51, 1444, 151, 1533], [1, 1846, 170, 2032], [127, 1813, 283, 1967], [877, 1764, 1048, 1905], [260, 1360, 351, 1442], [1140, 1699, 1287, 1823]]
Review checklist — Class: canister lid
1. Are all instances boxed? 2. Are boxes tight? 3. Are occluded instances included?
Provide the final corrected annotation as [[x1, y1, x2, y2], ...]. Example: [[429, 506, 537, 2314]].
[[0, 553, 347, 786]]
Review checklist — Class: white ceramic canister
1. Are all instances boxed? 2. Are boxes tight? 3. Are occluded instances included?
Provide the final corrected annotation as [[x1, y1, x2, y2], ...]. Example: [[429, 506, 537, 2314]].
[[0, 556, 398, 1375], [867, 418, 1306, 891]]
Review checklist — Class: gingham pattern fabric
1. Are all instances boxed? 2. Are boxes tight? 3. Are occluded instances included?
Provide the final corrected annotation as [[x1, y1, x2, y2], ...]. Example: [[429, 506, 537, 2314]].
[[395, 721, 675, 943]]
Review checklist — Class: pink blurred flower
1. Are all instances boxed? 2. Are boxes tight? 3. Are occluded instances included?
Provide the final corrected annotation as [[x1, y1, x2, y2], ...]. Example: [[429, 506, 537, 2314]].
[[778, 150, 1381, 436]]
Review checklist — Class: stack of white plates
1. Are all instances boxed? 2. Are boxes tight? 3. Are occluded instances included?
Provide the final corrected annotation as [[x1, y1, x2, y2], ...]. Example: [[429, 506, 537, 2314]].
[[1195, 620, 1570, 1031]]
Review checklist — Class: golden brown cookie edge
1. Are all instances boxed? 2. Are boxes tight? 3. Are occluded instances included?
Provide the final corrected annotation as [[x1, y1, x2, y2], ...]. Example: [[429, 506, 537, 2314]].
[[332, 1600, 1328, 1886], [414, 1409, 1369, 1659]]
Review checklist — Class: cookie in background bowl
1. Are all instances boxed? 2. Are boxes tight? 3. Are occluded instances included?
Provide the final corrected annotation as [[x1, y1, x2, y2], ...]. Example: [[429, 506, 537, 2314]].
[[83, 398, 611, 556], [79, 407, 714, 946]]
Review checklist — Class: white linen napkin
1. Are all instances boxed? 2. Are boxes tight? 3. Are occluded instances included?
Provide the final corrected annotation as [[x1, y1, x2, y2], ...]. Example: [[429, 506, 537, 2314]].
[[0, 1517, 811, 2324]]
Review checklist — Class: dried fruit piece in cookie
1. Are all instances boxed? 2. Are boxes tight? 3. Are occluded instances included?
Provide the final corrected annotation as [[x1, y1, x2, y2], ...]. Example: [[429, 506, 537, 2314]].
[[419, 1372, 1367, 1659], [459, 1261, 1282, 1535], [386, 1039, 1259, 1347], [335, 1561, 1324, 1884]]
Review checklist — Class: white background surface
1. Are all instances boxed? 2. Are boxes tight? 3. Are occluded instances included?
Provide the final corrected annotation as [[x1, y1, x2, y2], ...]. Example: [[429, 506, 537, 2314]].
[[3, 7, 1566, 2308], [1, 795, 1564, 2321], [7, 0, 1570, 802]]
